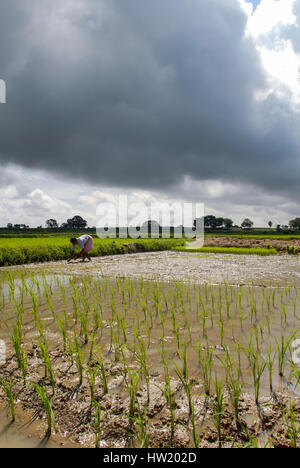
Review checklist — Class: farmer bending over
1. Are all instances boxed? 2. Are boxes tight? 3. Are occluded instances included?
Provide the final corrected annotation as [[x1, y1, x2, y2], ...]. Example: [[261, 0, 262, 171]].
[[68, 235, 94, 263]]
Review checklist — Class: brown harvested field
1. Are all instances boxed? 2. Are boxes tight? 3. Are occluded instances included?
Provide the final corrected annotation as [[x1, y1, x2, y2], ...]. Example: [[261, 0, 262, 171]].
[[204, 236, 300, 252]]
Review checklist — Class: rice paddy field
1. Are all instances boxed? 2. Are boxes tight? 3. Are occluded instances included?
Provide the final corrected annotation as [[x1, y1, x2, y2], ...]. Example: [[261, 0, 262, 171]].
[[0, 237, 185, 266], [0, 233, 297, 267], [0, 236, 300, 448]]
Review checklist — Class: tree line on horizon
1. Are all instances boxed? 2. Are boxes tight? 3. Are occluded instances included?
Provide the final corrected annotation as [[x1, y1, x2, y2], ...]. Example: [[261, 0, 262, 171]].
[[4, 214, 300, 231]]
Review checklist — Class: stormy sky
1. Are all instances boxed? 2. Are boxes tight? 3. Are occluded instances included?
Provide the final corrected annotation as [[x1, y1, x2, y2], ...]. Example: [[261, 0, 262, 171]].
[[0, 0, 300, 227]]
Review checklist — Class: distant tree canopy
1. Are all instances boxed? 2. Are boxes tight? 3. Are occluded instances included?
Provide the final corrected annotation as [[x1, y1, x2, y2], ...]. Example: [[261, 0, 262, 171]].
[[142, 220, 160, 229], [46, 219, 59, 228], [45, 217, 87, 229], [241, 218, 254, 229], [289, 218, 300, 230], [223, 218, 234, 229], [194, 215, 233, 230], [6, 223, 29, 229], [65, 215, 87, 229]]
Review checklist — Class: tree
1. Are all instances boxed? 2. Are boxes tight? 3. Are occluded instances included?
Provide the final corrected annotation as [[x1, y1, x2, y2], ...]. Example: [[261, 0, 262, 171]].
[[7, 223, 13, 229], [241, 218, 254, 229], [142, 220, 160, 229], [142, 220, 160, 235], [194, 216, 233, 230], [215, 217, 225, 229], [289, 218, 300, 230], [46, 219, 59, 229], [204, 215, 217, 230], [268, 221, 273, 229], [66, 215, 87, 229], [223, 218, 233, 229]]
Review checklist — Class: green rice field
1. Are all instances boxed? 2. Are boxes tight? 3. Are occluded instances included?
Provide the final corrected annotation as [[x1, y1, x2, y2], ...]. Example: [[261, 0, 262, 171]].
[[0, 237, 185, 266]]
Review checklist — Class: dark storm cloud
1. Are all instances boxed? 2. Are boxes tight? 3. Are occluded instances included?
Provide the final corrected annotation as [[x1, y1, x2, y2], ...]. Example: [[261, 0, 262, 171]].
[[0, 0, 300, 197]]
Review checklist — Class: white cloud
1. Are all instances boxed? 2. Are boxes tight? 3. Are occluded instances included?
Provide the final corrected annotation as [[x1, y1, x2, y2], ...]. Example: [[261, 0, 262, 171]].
[[258, 39, 300, 106], [238, 0, 253, 17], [245, 0, 297, 38], [0, 185, 18, 199], [240, 0, 300, 108], [0, 162, 298, 228]]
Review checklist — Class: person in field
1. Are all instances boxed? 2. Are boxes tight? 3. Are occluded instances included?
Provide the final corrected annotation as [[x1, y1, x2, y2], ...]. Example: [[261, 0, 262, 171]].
[[68, 235, 94, 262]]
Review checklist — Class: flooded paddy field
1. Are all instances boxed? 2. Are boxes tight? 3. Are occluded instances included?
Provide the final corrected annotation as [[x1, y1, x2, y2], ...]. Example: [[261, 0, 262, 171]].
[[4, 251, 300, 286], [0, 252, 300, 448]]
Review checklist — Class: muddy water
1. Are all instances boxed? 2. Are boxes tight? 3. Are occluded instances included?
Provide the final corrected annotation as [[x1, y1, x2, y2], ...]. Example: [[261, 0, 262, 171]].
[[0, 409, 68, 448], [0, 413, 38, 448], [1, 256, 300, 446], [3, 251, 300, 286], [0, 274, 299, 394]]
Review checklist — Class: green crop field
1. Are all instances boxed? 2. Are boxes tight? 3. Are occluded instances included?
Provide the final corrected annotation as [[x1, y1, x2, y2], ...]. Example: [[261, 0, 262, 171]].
[[176, 246, 278, 255], [0, 233, 287, 267], [0, 237, 185, 266]]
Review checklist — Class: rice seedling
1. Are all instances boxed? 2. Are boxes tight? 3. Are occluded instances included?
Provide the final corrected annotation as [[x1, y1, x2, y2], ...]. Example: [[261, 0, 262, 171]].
[[86, 364, 98, 404], [92, 400, 102, 449], [281, 400, 300, 448], [190, 400, 203, 448], [135, 405, 149, 448], [156, 369, 177, 446], [79, 300, 90, 345], [74, 334, 84, 386], [213, 376, 226, 448], [275, 331, 296, 377], [0, 378, 17, 421], [33, 383, 55, 437], [265, 346, 276, 394], [249, 353, 266, 405], [38, 338, 55, 393], [197, 343, 214, 396], [127, 369, 140, 424], [219, 350, 243, 428], [291, 363, 300, 387], [133, 333, 150, 404], [67, 336, 75, 365], [10, 320, 27, 384], [96, 347, 108, 394], [233, 427, 272, 448], [173, 339, 192, 417], [55, 311, 69, 353], [29, 287, 40, 328]]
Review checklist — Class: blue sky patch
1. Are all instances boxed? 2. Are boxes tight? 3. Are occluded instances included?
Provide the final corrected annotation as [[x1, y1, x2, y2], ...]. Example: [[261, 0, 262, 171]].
[[246, 0, 261, 11]]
